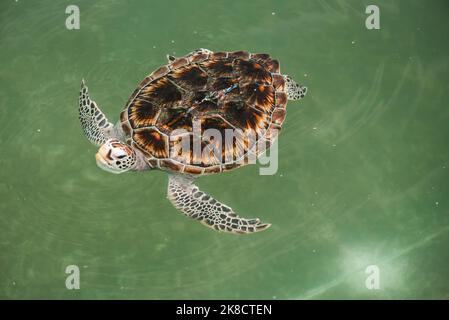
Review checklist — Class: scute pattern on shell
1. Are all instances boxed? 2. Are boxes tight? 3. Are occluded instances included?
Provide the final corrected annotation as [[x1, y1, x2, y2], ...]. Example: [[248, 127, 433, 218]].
[[120, 49, 287, 175]]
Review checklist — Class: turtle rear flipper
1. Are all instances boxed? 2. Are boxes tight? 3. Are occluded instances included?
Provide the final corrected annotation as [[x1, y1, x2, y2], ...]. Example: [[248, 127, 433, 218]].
[[284, 75, 307, 100], [167, 175, 271, 234], [79, 79, 114, 145]]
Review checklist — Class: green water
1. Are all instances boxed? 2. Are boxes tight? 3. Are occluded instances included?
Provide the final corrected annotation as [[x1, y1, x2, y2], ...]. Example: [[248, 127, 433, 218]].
[[1, 0, 449, 300]]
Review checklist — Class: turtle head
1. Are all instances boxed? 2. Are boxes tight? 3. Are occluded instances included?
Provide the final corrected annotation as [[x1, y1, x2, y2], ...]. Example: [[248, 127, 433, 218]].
[[95, 139, 136, 174]]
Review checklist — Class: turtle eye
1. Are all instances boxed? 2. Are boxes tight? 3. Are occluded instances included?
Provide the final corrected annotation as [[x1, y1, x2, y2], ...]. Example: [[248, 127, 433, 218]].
[[117, 154, 126, 159]]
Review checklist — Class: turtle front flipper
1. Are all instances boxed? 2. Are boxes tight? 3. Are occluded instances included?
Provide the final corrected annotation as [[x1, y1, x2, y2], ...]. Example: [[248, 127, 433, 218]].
[[79, 79, 114, 145], [283, 75, 307, 100], [167, 174, 271, 234]]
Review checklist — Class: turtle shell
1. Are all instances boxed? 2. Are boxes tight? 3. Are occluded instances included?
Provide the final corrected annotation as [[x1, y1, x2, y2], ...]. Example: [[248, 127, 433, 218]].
[[120, 50, 288, 175]]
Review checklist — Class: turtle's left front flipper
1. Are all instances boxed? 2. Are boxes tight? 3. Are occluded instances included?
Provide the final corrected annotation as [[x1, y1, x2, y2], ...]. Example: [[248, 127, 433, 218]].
[[167, 174, 271, 234], [79, 80, 114, 146]]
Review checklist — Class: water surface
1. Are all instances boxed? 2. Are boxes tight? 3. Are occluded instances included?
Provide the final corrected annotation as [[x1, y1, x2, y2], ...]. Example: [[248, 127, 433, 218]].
[[1, 0, 449, 299]]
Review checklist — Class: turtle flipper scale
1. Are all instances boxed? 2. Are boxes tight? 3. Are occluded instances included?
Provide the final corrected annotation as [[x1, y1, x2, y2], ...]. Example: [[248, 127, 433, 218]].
[[167, 174, 271, 234], [79, 79, 114, 146]]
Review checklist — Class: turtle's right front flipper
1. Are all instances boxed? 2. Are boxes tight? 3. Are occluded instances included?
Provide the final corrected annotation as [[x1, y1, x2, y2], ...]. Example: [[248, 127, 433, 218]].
[[167, 174, 271, 234], [79, 80, 114, 146]]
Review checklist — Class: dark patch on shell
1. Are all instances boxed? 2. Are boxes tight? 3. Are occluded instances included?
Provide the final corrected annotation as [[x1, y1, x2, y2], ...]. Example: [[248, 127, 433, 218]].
[[201, 59, 234, 78], [140, 77, 182, 107], [128, 99, 159, 128], [133, 128, 168, 158], [234, 59, 272, 85], [241, 83, 275, 112], [169, 65, 208, 90], [157, 107, 193, 133], [224, 101, 267, 133]]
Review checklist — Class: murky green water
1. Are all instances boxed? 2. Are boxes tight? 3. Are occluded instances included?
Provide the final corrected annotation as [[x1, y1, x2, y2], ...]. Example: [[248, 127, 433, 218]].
[[1, 0, 449, 299]]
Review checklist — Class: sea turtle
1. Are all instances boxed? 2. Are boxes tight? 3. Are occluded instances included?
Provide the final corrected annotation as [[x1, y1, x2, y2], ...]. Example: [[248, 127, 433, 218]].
[[78, 49, 307, 234]]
